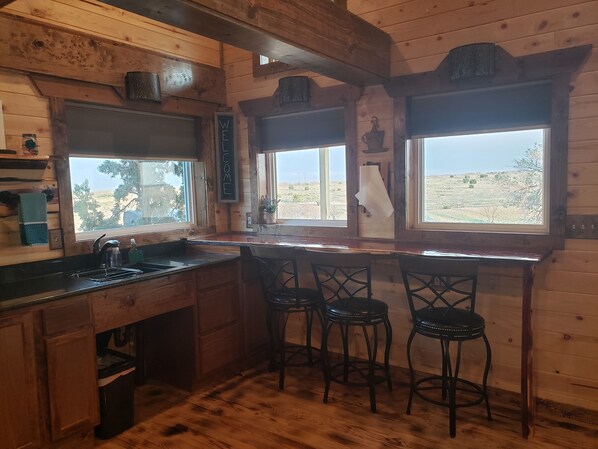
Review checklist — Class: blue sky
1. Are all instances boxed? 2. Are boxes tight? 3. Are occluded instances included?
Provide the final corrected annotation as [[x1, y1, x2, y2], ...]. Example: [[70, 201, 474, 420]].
[[276, 146, 346, 183], [423, 129, 544, 176]]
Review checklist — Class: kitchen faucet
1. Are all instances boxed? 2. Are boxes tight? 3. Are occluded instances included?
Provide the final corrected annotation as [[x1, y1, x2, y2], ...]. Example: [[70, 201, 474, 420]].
[[92, 234, 120, 268]]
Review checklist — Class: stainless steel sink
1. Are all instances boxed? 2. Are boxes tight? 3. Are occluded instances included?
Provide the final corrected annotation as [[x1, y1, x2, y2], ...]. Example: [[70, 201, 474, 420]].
[[70, 267, 143, 283], [69, 262, 175, 283]]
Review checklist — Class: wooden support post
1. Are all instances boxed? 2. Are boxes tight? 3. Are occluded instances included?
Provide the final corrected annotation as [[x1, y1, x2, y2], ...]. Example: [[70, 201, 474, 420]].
[[521, 262, 535, 438]]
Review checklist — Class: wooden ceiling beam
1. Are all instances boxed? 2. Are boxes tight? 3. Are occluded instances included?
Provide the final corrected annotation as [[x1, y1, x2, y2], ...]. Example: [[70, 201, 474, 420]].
[[99, 0, 391, 87]]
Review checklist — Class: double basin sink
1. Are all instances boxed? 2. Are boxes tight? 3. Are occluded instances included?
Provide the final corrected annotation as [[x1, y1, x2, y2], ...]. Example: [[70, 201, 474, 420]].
[[70, 262, 175, 283]]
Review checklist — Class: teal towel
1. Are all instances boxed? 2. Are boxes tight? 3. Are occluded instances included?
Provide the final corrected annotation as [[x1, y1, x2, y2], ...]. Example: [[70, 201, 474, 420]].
[[18, 192, 48, 246]]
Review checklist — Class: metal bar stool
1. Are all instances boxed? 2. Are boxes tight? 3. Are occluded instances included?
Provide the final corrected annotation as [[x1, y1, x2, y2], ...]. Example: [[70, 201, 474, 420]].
[[398, 254, 492, 438], [250, 245, 326, 390], [308, 251, 392, 412]]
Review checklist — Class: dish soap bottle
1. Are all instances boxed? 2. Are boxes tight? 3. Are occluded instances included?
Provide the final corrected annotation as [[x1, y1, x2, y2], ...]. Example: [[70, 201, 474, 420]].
[[128, 238, 144, 264]]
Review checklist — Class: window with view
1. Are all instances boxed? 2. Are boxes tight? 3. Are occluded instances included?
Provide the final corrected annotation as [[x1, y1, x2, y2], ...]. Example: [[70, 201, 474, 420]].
[[64, 102, 201, 239], [270, 146, 346, 222], [411, 128, 549, 233], [69, 157, 194, 234]]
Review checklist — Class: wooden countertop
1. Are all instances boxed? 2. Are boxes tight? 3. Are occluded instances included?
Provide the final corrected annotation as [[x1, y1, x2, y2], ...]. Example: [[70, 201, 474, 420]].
[[188, 233, 551, 264]]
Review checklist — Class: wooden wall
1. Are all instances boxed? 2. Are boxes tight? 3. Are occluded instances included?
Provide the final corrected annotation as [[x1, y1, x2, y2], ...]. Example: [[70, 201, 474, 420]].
[[0, 0, 596, 415], [222, 0, 598, 412], [0, 0, 220, 265]]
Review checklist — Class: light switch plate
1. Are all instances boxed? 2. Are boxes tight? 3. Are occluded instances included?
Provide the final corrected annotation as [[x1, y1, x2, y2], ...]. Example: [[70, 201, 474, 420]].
[[49, 229, 63, 250]]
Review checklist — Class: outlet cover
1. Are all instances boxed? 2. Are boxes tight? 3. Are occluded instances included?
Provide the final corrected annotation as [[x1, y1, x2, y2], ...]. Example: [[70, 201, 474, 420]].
[[49, 229, 63, 250], [246, 212, 253, 228]]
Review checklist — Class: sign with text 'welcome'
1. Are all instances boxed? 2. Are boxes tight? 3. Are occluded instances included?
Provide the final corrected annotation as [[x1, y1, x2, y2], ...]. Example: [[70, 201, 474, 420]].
[[215, 112, 238, 203]]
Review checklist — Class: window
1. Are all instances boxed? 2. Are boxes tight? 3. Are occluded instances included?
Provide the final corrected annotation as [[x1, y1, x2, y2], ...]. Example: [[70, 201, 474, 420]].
[[269, 146, 346, 223], [410, 128, 549, 234], [405, 80, 553, 236], [69, 157, 195, 236], [64, 102, 203, 240], [252, 54, 292, 77]]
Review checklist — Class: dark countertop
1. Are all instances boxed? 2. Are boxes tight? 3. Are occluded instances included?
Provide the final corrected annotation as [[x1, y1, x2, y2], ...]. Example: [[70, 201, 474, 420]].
[[188, 233, 551, 263], [0, 251, 238, 312]]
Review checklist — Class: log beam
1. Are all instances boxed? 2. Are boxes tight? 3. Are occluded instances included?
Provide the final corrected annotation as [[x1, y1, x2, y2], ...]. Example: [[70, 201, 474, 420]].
[[100, 0, 391, 86], [0, 13, 226, 104]]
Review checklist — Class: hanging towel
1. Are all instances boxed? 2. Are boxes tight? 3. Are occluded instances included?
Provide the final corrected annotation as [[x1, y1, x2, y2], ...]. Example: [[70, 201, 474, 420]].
[[18, 192, 48, 246]]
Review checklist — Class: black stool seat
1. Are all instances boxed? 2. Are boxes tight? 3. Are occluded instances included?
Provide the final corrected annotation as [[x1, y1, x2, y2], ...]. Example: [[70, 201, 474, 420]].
[[250, 245, 325, 390], [268, 288, 322, 308], [415, 308, 485, 339], [327, 298, 389, 323], [309, 251, 393, 413], [399, 254, 492, 438]]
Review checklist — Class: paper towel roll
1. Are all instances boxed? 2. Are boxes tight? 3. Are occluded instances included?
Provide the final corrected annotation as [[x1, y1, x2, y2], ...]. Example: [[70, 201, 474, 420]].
[[355, 165, 394, 217]]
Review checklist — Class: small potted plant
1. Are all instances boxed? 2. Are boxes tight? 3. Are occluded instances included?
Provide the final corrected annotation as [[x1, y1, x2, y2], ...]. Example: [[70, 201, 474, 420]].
[[260, 195, 280, 224]]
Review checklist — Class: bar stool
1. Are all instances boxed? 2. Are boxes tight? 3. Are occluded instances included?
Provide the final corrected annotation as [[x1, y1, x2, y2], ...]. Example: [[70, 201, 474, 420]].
[[398, 254, 492, 438], [250, 245, 325, 390], [308, 251, 392, 412]]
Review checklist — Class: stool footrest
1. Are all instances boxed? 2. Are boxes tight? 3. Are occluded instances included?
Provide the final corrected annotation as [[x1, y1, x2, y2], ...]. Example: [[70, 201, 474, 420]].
[[271, 344, 322, 368], [413, 375, 485, 408], [328, 360, 388, 387]]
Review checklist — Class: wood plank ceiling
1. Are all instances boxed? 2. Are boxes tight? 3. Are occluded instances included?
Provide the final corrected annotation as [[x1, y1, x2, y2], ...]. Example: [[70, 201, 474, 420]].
[[99, 0, 391, 87]]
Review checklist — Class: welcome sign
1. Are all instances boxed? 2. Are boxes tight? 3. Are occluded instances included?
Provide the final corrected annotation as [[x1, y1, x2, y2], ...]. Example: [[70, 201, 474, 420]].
[[215, 112, 238, 202]]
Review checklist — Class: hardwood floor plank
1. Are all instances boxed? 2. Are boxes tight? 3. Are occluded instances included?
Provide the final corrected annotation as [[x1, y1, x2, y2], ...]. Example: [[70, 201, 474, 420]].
[[95, 365, 598, 449]]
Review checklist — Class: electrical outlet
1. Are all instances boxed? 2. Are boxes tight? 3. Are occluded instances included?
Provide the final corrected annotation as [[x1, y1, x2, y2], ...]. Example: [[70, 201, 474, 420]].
[[48, 229, 63, 250], [246, 212, 253, 228]]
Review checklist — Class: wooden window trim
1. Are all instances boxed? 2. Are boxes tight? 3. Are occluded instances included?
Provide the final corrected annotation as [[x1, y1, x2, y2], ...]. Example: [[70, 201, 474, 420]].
[[384, 45, 591, 252], [44, 76, 220, 256], [240, 82, 363, 238]]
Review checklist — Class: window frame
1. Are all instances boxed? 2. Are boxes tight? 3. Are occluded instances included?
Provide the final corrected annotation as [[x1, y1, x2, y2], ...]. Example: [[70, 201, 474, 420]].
[[383, 45, 592, 252], [266, 146, 348, 226], [408, 128, 551, 235], [239, 83, 362, 238], [68, 156, 201, 241], [49, 93, 217, 256]]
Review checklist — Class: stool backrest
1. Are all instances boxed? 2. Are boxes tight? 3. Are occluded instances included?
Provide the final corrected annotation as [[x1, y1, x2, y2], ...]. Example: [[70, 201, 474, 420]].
[[398, 254, 479, 318], [308, 251, 372, 302], [250, 245, 300, 303]]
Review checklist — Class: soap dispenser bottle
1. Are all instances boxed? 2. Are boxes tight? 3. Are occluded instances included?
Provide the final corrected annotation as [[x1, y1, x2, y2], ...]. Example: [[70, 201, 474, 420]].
[[128, 238, 143, 264]]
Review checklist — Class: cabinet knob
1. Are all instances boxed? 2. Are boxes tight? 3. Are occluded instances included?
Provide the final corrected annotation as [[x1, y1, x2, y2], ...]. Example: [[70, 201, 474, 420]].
[[126, 295, 135, 307]]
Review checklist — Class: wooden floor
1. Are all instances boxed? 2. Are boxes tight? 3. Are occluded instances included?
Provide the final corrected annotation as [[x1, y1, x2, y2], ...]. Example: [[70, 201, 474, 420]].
[[95, 365, 598, 449]]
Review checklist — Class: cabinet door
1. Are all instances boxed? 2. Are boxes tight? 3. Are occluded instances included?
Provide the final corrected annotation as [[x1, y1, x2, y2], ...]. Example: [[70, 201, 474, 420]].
[[0, 313, 40, 449], [197, 281, 242, 375], [46, 326, 99, 441]]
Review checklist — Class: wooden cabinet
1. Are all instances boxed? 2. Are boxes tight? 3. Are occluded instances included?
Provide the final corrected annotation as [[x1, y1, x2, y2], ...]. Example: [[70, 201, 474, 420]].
[[196, 261, 242, 376], [91, 272, 195, 333], [42, 296, 98, 443], [0, 312, 41, 449]]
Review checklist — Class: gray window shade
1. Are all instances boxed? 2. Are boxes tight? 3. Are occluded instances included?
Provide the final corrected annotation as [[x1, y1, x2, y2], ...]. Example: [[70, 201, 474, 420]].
[[65, 103, 199, 160], [261, 107, 345, 152], [407, 80, 552, 138]]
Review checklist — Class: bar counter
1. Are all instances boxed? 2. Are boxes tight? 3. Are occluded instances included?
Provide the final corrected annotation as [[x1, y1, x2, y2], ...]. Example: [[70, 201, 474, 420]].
[[189, 232, 553, 438]]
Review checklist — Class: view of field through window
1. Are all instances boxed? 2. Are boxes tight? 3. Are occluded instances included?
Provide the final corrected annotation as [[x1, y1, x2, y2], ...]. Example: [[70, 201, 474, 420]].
[[274, 146, 346, 221], [421, 129, 546, 226], [69, 157, 190, 233]]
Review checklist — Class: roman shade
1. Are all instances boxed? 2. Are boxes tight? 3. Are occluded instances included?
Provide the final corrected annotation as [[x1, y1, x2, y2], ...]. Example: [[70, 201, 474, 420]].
[[260, 107, 345, 152], [65, 102, 198, 160], [407, 80, 552, 138]]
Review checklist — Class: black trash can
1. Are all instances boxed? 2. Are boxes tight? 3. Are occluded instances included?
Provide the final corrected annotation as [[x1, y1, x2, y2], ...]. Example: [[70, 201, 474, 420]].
[[95, 349, 136, 439]]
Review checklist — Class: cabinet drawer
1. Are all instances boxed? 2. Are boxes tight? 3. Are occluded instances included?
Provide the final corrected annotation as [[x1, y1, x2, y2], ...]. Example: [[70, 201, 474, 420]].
[[197, 283, 239, 334], [196, 262, 238, 290], [43, 295, 91, 336], [91, 273, 195, 333], [199, 323, 241, 375]]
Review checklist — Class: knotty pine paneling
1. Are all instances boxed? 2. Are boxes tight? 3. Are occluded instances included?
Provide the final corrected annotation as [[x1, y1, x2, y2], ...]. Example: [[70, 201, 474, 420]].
[[3, 0, 220, 68], [223, 0, 598, 412]]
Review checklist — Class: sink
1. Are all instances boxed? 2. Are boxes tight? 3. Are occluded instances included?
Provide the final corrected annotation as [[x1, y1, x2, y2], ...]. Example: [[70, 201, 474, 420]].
[[69, 262, 175, 283], [70, 267, 143, 283], [128, 262, 175, 273]]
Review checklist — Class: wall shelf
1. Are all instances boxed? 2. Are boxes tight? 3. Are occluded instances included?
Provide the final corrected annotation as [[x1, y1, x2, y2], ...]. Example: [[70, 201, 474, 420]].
[[0, 156, 50, 183]]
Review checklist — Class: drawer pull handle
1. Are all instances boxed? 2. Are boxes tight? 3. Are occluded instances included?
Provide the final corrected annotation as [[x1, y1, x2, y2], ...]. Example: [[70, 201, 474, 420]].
[[126, 295, 136, 307]]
